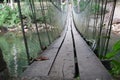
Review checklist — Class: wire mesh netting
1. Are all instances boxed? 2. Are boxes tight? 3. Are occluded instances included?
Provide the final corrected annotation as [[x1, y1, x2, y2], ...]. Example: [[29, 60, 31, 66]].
[[0, 0, 120, 78], [72, 0, 120, 77], [0, 0, 67, 77], [73, 0, 117, 59]]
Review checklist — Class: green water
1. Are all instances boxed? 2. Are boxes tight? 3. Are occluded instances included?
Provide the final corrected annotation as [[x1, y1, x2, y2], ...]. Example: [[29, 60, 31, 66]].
[[0, 30, 58, 77]]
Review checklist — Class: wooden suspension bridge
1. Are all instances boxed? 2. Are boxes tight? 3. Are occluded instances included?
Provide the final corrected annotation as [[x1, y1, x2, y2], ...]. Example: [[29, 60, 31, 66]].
[[21, 5, 112, 80]]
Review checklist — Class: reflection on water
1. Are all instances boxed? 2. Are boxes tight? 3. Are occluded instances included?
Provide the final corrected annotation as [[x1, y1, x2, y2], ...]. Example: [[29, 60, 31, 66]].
[[0, 30, 56, 77], [12, 44, 18, 77], [0, 0, 67, 77]]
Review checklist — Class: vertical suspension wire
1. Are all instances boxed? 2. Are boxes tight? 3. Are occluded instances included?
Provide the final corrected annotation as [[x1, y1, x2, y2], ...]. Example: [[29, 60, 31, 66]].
[[89, 0, 97, 51], [93, 0, 101, 56], [93, 0, 100, 39], [104, 0, 117, 56], [93, 0, 97, 39], [98, 0, 104, 55], [95, 0, 105, 57], [50, 2, 57, 41], [98, 0, 108, 57], [87, 0, 91, 39], [54, 0, 63, 40], [81, 0, 89, 37], [48, 1, 57, 38], [89, 0, 94, 40], [42, 0, 51, 44], [95, 0, 101, 47], [39, 0, 51, 44], [28, 0, 43, 50], [17, 0, 30, 64], [95, 0, 100, 39], [100, 0, 108, 57], [46, 0, 54, 42], [84, 5, 91, 40], [102, 0, 107, 22], [87, 0, 96, 44]]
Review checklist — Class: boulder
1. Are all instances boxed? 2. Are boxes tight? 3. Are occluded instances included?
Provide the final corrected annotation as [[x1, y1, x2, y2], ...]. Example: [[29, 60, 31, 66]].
[[112, 18, 120, 24]]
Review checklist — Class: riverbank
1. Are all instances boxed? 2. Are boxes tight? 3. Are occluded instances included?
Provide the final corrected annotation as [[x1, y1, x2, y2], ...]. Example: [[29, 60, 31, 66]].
[[106, 1, 120, 35]]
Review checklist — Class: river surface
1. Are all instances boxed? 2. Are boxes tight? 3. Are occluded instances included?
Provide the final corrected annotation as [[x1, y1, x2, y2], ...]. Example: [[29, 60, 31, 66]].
[[0, 30, 57, 77]]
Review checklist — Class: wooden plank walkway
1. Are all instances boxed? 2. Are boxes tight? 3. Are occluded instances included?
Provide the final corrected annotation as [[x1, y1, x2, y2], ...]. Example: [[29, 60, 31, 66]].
[[20, 76, 75, 80], [21, 5, 112, 80], [71, 18, 112, 80], [49, 19, 75, 79]]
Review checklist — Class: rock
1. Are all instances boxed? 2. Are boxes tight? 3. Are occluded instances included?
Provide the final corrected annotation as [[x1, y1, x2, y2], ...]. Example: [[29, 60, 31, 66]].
[[9, 27, 18, 32], [118, 32, 120, 34], [41, 24, 45, 27], [24, 29, 28, 32], [112, 24, 120, 30], [24, 26, 28, 29], [38, 27, 44, 31], [112, 23, 120, 34], [112, 18, 120, 24]]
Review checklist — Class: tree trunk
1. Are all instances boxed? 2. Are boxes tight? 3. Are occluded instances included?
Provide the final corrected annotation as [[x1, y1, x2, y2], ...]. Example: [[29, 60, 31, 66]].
[[10, 0, 14, 9]]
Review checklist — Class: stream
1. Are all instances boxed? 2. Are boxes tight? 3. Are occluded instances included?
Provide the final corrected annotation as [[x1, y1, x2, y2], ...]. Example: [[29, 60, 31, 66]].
[[0, 30, 56, 77]]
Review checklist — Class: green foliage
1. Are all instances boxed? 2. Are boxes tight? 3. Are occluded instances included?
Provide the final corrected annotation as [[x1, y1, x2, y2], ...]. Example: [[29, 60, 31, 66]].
[[46, 6, 54, 24], [106, 40, 120, 59], [0, 37, 10, 54], [73, 0, 77, 6], [21, 2, 44, 25], [110, 60, 120, 76], [21, 4, 32, 18], [75, 77, 80, 80], [73, 0, 91, 12], [0, 34, 28, 75], [90, 3, 101, 14], [103, 40, 120, 76], [0, 6, 20, 28], [79, 0, 89, 11]]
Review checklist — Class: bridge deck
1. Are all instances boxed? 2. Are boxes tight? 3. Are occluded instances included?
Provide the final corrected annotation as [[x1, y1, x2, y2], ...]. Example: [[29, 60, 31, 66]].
[[21, 6, 112, 80]]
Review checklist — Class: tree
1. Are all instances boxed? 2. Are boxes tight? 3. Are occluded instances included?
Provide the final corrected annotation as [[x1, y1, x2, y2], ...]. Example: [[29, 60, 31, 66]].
[[10, 0, 14, 9]]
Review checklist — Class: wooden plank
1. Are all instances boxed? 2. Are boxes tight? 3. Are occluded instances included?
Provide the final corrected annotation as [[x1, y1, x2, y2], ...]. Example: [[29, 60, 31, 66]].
[[49, 25, 75, 79], [71, 20, 113, 80], [21, 76, 75, 80], [21, 25, 67, 77], [21, 13, 70, 77]]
